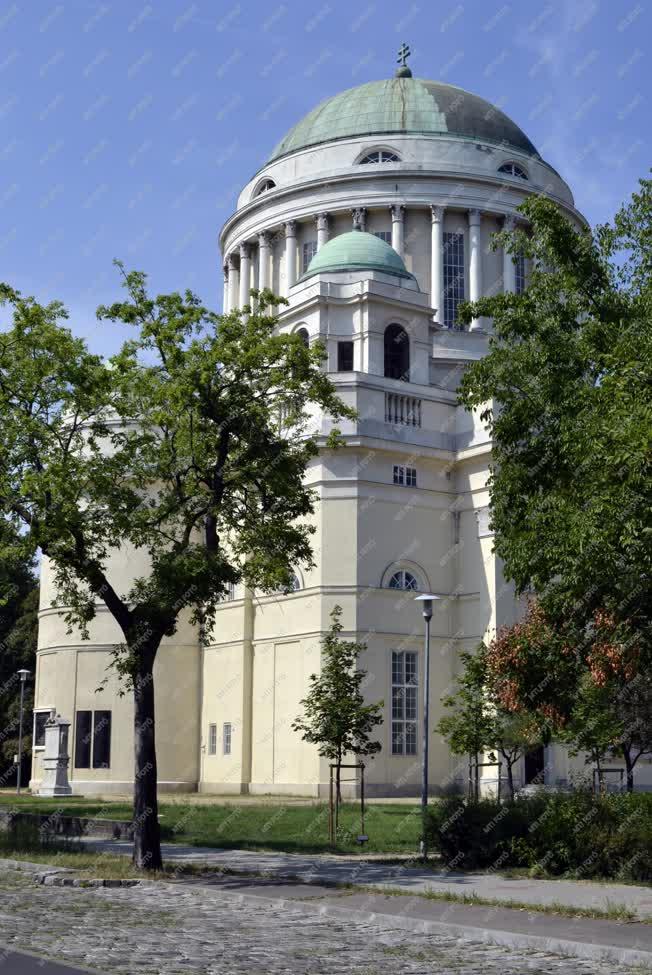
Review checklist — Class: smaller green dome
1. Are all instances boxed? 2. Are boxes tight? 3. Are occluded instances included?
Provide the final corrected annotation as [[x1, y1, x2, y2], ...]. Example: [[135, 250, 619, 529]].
[[301, 230, 415, 282]]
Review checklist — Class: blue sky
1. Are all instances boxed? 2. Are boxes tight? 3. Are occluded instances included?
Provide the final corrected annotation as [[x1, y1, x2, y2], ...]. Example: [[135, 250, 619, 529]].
[[4, 0, 649, 356]]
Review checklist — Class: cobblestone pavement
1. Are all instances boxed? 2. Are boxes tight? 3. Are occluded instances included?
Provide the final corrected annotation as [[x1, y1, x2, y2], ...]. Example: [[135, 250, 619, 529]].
[[0, 870, 644, 975]]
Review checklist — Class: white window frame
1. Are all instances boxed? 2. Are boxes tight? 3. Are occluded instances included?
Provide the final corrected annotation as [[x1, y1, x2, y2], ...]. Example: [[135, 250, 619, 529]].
[[208, 723, 217, 755], [391, 651, 418, 755], [359, 150, 401, 164], [393, 464, 417, 487], [223, 722, 232, 755], [498, 162, 528, 180], [32, 708, 52, 751]]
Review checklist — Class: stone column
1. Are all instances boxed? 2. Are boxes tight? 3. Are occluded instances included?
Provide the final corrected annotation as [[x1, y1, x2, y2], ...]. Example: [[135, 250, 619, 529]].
[[258, 231, 271, 291], [222, 263, 229, 313], [227, 253, 239, 311], [239, 242, 251, 308], [390, 204, 405, 257], [468, 209, 483, 331], [284, 221, 297, 292], [315, 212, 329, 249], [351, 207, 367, 231], [502, 215, 517, 293], [430, 205, 445, 322]]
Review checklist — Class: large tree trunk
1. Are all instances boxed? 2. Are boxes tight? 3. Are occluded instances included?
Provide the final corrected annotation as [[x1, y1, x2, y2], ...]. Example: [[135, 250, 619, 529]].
[[133, 653, 162, 870]]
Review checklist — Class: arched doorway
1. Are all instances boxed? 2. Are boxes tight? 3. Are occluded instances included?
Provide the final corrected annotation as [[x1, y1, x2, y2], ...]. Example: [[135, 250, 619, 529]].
[[384, 324, 409, 381]]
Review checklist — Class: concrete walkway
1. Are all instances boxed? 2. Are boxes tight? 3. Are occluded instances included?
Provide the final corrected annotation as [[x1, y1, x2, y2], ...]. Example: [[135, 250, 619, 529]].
[[84, 839, 652, 918]]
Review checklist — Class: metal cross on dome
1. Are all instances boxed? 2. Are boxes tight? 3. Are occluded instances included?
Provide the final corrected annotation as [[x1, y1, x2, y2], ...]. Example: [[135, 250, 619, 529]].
[[397, 42, 411, 68]]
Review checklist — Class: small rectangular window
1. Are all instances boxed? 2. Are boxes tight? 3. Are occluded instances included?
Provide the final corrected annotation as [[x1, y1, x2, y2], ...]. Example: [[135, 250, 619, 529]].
[[393, 465, 417, 487], [74, 711, 92, 769], [223, 722, 232, 755], [374, 231, 392, 243], [92, 711, 112, 769], [302, 240, 318, 272], [208, 723, 217, 755], [33, 711, 49, 748], [337, 341, 354, 372], [391, 651, 418, 755]]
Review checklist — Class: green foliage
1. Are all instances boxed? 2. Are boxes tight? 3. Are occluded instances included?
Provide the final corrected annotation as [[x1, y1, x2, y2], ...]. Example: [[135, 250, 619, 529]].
[[428, 792, 652, 880], [458, 185, 652, 642], [292, 606, 383, 764], [0, 552, 38, 779]]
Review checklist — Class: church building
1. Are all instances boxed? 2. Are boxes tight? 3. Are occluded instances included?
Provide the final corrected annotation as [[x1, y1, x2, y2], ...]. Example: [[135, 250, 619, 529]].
[[32, 53, 648, 797]]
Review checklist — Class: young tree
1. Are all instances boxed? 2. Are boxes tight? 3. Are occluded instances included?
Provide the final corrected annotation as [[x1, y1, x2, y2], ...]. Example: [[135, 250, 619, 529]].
[[0, 273, 353, 868], [437, 647, 541, 799], [292, 605, 383, 808]]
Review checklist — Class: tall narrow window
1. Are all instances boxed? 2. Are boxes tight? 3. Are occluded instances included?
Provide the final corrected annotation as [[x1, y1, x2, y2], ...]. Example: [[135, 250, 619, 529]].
[[208, 724, 217, 755], [337, 341, 354, 372], [514, 253, 526, 294], [74, 711, 92, 769], [443, 232, 465, 329], [391, 651, 418, 755], [384, 324, 409, 380], [223, 722, 232, 755], [92, 711, 112, 769], [296, 327, 309, 347], [302, 240, 318, 273]]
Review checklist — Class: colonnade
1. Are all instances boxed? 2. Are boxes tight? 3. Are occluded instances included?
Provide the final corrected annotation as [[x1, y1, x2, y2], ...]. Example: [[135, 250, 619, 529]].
[[222, 205, 523, 325]]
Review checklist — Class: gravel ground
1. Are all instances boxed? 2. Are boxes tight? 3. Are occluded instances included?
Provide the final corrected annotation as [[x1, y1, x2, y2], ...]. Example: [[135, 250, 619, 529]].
[[0, 870, 644, 975]]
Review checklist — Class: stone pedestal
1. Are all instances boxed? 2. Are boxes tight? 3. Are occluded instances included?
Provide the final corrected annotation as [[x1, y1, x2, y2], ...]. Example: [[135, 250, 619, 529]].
[[38, 710, 72, 797]]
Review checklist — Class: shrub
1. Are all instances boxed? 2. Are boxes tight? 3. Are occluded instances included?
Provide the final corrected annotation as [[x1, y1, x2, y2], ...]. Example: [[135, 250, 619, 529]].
[[427, 791, 652, 881]]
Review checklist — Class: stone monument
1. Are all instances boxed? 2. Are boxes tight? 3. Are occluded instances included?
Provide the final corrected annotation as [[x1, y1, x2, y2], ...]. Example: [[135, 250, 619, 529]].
[[38, 710, 72, 797]]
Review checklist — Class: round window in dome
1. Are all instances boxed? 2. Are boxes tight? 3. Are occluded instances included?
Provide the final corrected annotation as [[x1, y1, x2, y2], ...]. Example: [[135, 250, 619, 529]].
[[498, 162, 528, 180], [359, 150, 401, 164]]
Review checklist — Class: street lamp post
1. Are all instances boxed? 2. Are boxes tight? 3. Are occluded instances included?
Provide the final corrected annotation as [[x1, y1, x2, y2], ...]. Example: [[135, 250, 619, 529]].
[[16, 669, 30, 795], [414, 594, 440, 860]]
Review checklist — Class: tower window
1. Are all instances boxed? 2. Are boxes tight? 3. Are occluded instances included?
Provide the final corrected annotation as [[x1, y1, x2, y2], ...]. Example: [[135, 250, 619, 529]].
[[391, 651, 418, 755], [443, 232, 465, 329], [384, 324, 410, 380], [337, 341, 354, 372], [74, 710, 112, 769], [498, 162, 528, 180], [393, 465, 417, 487], [302, 240, 318, 272], [374, 231, 392, 243], [359, 150, 401, 164], [254, 178, 276, 195]]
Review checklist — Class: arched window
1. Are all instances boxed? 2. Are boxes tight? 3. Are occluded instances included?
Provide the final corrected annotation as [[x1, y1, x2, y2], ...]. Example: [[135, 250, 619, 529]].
[[359, 150, 401, 164], [498, 162, 528, 180], [280, 573, 301, 594], [296, 328, 309, 347], [388, 570, 419, 591], [384, 324, 410, 381], [254, 178, 276, 196]]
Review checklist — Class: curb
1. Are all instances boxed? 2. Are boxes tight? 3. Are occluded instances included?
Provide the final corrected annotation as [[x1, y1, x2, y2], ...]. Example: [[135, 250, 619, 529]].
[[224, 889, 652, 969], [35, 872, 141, 888]]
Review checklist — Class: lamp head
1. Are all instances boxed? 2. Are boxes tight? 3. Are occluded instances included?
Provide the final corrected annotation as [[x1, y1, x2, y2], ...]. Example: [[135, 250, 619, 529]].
[[17, 669, 30, 683], [414, 593, 440, 620]]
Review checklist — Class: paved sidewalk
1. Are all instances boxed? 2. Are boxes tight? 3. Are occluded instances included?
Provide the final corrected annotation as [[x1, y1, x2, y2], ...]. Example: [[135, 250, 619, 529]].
[[84, 839, 652, 917]]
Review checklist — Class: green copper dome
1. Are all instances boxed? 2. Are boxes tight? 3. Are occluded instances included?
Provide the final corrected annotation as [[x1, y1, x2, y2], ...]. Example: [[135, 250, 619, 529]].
[[269, 78, 538, 162], [300, 230, 416, 282]]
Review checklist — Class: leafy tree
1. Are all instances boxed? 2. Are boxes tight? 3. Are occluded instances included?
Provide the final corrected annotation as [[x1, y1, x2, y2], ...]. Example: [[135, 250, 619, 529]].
[[292, 605, 383, 805], [0, 272, 352, 868], [0, 550, 38, 786], [458, 182, 652, 786], [437, 647, 540, 799]]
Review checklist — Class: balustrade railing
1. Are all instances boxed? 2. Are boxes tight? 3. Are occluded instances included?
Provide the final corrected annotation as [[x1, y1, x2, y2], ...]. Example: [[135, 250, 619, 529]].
[[385, 392, 422, 427]]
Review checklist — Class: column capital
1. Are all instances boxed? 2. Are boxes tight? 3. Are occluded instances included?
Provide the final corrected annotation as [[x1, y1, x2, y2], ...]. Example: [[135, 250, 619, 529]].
[[227, 251, 238, 270], [468, 208, 482, 226], [284, 220, 297, 238], [258, 230, 271, 247], [315, 211, 330, 229], [239, 241, 251, 259], [351, 207, 367, 230], [390, 204, 405, 221], [503, 214, 518, 232], [223, 262, 229, 278], [431, 204, 445, 223]]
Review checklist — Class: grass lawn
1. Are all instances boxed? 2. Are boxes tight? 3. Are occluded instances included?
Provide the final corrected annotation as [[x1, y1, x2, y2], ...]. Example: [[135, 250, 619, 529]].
[[0, 793, 422, 856]]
